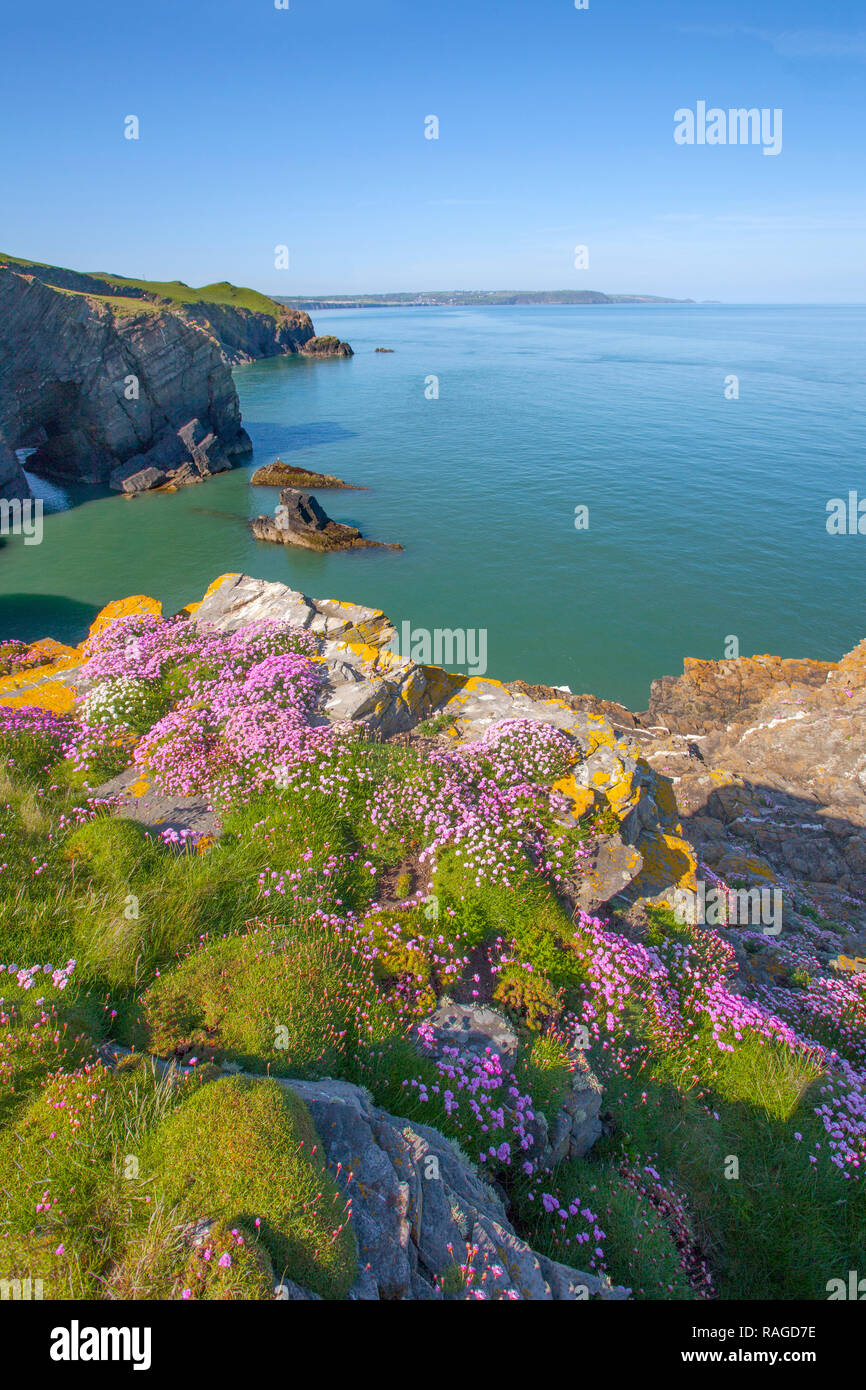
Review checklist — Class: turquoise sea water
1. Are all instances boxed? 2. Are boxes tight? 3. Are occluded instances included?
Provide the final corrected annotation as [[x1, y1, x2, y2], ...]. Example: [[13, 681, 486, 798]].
[[2, 304, 865, 709]]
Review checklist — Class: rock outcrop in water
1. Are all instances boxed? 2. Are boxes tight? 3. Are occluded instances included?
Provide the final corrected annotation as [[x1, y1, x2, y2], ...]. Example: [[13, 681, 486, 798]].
[[301, 335, 353, 358], [251, 488, 401, 551], [250, 459, 360, 489], [0, 441, 31, 501]]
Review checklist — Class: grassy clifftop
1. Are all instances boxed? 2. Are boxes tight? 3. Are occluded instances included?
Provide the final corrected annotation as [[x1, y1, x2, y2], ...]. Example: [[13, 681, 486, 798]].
[[0, 252, 287, 320]]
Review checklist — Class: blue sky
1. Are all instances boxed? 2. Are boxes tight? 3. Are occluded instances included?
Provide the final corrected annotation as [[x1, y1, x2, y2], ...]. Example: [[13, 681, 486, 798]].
[[1, 0, 864, 300]]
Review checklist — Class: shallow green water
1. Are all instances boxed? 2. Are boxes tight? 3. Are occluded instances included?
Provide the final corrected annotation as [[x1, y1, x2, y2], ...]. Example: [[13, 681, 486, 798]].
[[2, 304, 865, 708]]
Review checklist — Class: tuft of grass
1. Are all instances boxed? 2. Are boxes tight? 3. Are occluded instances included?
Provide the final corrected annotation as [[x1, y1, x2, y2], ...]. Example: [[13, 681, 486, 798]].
[[135, 920, 399, 1080], [139, 1075, 356, 1298]]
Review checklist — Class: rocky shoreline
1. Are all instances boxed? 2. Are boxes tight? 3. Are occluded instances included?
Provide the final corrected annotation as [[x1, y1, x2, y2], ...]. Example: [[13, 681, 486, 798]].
[[0, 255, 353, 500], [5, 571, 862, 930]]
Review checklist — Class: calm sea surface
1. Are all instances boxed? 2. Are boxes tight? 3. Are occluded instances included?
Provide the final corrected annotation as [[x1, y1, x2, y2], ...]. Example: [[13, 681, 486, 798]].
[[2, 304, 865, 709]]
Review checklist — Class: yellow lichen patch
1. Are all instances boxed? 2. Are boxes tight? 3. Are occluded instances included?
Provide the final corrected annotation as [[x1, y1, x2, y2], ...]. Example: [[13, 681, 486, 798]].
[[605, 770, 641, 817], [832, 955, 866, 976], [88, 595, 163, 639], [709, 769, 736, 786], [0, 683, 76, 713], [396, 667, 429, 717], [552, 774, 597, 820], [201, 573, 239, 601], [581, 723, 618, 755], [341, 640, 382, 666], [632, 830, 699, 901], [463, 676, 503, 693], [128, 777, 150, 798], [423, 668, 467, 708], [22, 639, 80, 665], [372, 647, 403, 672], [649, 774, 681, 827], [343, 618, 394, 649], [196, 835, 217, 856], [181, 601, 202, 616], [719, 852, 778, 885], [0, 653, 81, 695]]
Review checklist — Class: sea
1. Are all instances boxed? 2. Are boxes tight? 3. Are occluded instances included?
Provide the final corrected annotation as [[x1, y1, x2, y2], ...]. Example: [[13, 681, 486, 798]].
[[2, 303, 864, 710]]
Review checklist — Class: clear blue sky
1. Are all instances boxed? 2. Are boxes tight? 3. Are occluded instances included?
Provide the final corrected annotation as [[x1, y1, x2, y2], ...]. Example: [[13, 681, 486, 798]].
[[2, 0, 864, 300]]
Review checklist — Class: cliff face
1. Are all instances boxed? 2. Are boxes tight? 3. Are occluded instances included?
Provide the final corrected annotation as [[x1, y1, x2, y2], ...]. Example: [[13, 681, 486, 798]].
[[0, 256, 354, 497], [0, 440, 31, 501], [181, 301, 317, 365], [0, 265, 251, 491]]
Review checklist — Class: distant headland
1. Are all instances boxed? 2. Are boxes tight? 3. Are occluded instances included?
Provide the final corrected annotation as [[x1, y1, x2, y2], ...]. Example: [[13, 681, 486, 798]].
[[276, 289, 695, 311]]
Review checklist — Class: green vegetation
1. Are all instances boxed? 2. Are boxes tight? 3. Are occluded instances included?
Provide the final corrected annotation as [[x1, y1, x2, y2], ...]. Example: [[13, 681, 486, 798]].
[[0, 251, 289, 320], [1, 629, 863, 1302], [0, 1056, 354, 1299]]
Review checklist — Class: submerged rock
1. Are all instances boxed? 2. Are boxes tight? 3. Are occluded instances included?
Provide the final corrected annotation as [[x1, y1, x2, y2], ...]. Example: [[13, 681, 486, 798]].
[[250, 458, 361, 489]]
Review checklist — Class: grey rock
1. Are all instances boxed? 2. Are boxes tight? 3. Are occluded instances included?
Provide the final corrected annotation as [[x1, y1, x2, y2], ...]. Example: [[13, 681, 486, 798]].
[[281, 1074, 627, 1301], [275, 1278, 322, 1301], [570, 834, 645, 913], [112, 464, 168, 494], [423, 998, 519, 1072], [277, 487, 330, 532]]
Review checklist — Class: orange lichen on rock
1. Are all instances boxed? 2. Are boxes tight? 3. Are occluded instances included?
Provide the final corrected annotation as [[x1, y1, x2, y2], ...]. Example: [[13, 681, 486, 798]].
[[88, 595, 163, 639], [201, 574, 239, 601], [0, 683, 76, 713]]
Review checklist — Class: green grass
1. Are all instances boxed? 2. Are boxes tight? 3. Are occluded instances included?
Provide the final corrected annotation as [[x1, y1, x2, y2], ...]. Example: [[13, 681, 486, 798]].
[[0, 251, 291, 320], [134, 920, 398, 1080], [591, 1042, 865, 1300], [139, 1074, 356, 1298], [1, 709, 863, 1302], [0, 1058, 355, 1300]]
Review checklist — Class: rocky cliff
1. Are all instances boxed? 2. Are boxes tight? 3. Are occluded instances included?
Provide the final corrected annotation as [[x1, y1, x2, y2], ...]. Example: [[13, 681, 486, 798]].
[[177, 299, 319, 365], [0, 264, 251, 493], [0, 256, 353, 498], [0, 256, 343, 365], [0, 439, 31, 501]]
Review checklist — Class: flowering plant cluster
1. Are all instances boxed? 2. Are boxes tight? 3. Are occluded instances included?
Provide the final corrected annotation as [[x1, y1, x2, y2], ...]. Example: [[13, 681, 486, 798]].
[[1, 605, 863, 1301]]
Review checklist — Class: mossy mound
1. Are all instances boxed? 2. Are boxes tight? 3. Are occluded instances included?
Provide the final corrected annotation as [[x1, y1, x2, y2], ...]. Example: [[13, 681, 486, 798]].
[[136, 922, 393, 1079], [139, 1075, 356, 1298], [0, 1062, 355, 1300]]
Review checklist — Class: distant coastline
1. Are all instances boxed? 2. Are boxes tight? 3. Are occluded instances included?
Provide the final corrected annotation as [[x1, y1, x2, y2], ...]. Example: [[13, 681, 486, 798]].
[[276, 289, 695, 311]]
